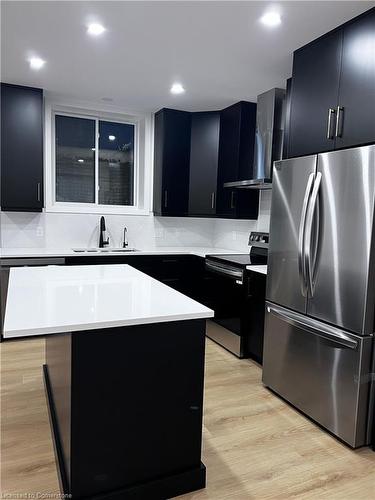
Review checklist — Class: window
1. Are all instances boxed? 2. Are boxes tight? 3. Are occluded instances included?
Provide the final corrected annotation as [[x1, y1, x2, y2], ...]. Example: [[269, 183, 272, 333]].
[[56, 115, 96, 203], [45, 101, 152, 216], [98, 120, 135, 206], [54, 113, 136, 207]]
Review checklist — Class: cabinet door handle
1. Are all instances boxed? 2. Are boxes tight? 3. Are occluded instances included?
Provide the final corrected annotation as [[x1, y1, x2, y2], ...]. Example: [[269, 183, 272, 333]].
[[335, 106, 344, 138], [211, 192, 216, 209], [231, 191, 236, 209], [37, 182, 41, 202], [164, 190, 168, 208], [326, 108, 336, 140]]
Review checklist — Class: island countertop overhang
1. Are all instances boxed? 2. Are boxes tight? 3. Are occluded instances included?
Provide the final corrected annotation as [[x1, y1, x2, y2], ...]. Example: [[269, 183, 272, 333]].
[[3, 264, 214, 338]]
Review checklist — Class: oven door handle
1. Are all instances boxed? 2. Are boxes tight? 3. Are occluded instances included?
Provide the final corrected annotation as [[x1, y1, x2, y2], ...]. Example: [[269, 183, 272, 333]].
[[205, 261, 244, 280]]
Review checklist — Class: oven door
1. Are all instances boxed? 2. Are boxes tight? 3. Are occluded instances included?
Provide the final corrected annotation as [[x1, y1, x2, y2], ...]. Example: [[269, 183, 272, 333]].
[[204, 259, 246, 356]]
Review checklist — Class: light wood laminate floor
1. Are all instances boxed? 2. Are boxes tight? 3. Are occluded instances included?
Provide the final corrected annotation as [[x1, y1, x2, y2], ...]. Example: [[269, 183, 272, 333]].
[[1, 336, 374, 499]]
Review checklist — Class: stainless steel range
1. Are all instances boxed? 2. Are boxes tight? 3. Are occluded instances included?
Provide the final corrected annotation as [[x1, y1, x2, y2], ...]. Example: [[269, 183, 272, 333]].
[[204, 232, 268, 362], [263, 144, 375, 448]]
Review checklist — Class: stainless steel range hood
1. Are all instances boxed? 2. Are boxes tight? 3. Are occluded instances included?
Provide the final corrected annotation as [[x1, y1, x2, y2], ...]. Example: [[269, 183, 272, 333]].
[[224, 88, 286, 190]]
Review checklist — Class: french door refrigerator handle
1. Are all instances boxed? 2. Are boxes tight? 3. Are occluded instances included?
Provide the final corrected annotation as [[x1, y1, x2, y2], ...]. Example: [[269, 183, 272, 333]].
[[298, 173, 315, 297], [305, 172, 322, 298], [267, 304, 358, 349]]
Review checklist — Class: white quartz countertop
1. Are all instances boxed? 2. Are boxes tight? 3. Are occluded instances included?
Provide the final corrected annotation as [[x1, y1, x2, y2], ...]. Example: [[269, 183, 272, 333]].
[[0, 246, 244, 259], [3, 264, 214, 338], [246, 264, 267, 275]]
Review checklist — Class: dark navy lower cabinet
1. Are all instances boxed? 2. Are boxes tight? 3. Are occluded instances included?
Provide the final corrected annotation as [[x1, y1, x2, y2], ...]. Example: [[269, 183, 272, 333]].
[[65, 254, 205, 301], [44, 319, 207, 499], [1, 83, 44, 211]]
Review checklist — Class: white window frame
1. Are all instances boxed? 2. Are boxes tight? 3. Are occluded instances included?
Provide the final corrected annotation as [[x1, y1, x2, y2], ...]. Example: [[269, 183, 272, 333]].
[[45, 97, 153, 215]]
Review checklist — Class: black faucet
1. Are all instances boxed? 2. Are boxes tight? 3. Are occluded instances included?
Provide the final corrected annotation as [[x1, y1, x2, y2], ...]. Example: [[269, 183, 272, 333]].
[[123, 227, 128, 248], [99, 216, 109, 248]]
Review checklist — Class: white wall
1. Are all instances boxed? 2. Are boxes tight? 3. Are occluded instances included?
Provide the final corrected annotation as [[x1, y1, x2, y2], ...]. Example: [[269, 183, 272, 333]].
[[0, 191, 271, 251], [212, 190, 271, 250]]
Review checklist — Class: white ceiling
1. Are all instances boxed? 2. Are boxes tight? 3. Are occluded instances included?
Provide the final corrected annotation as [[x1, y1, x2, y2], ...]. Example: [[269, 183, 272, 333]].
[[2, 1, 374, 112]]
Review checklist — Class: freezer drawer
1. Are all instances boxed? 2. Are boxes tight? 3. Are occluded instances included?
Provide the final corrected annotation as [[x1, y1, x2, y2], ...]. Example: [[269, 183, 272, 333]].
[[262, 302, 373, 447]]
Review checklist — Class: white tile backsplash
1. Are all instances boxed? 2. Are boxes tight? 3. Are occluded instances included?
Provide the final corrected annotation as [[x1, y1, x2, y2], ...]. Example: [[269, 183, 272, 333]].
[[1, 212, 47, 248], [0, 191, 271, 251]]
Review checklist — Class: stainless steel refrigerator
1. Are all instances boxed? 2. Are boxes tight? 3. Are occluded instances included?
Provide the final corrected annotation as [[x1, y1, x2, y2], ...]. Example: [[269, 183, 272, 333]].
[[263, 144, 375, 448]]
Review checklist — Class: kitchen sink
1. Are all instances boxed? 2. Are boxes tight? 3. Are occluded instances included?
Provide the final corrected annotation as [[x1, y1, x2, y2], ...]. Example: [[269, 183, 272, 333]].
[[72, 248, 139, 253]]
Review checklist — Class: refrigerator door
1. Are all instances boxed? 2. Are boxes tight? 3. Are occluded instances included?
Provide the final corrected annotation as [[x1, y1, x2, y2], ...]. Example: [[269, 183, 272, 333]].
[[307, 145, 375, 335], [262, 302, 373, 447], [266, 155, 317, 313]]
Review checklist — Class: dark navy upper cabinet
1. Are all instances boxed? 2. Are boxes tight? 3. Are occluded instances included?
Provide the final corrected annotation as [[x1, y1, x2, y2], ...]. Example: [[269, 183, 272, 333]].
[[153, 103, 259, 220], [283, 78, 292, 159], [153, 108, 191, 216], [289, 7, 375, 158], [335, 8, 375, 149], [1, 83, 44, 211], [288, 31, 343, 158], [188, 112, 220, 216], [216, 101, 259, 219]]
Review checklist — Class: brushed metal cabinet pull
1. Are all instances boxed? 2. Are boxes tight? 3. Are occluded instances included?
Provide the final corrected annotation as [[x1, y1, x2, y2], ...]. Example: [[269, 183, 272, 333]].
[[37, 182, 41, 202], [211, 192, 216, 209], [326, 108, 336, 140], [164, 190, 168, 208], [231, 191, 235, 209], [335, 106, 344, 138]]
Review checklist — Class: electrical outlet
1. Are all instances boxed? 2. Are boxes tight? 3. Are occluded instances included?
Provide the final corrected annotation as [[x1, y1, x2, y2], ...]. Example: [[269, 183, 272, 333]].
[[232, 231, 237, 241], [36, 226, 44, 237], [155, 228, 164, 238]]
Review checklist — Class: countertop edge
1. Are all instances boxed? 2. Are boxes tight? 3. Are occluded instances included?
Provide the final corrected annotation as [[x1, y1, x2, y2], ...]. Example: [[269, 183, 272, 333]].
[[246, 265, 268, 275], [0, 247, 246, 260], [3, 310, 214, 338]]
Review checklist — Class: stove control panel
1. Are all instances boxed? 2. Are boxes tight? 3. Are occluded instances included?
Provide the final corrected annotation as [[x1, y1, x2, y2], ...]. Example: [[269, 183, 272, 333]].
[[248, 232, 269, 247]]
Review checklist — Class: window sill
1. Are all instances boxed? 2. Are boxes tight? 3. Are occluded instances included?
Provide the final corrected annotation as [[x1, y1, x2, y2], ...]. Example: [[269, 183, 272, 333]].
[[45, 203, 151, 216]]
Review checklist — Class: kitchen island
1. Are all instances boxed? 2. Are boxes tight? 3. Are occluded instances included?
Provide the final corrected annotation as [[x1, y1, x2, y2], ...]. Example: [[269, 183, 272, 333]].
[[3, 264, 214, 499]]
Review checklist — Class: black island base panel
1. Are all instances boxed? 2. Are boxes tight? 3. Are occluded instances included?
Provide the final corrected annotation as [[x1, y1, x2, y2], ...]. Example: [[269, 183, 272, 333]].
[[43, 319, 207, 500]]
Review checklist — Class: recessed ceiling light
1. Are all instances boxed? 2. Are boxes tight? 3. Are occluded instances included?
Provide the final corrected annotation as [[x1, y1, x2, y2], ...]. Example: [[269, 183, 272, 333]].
[[78, 159, 84, 163], [108, 135, 116, 141], [260, 11, 282, 27], [87, 23, 106, 36], [29, 57, 46, 70], [170, 83, 185, 95]]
